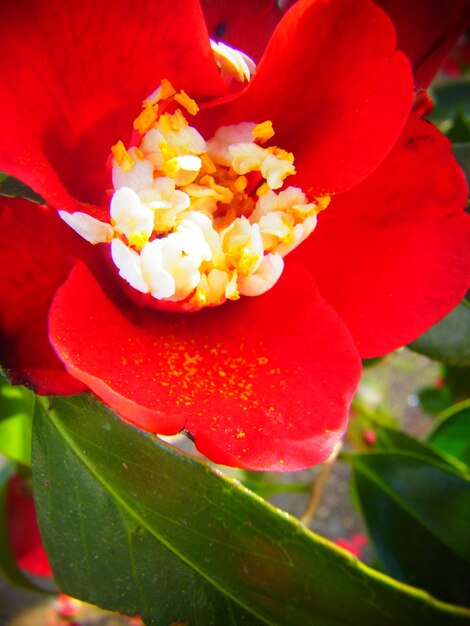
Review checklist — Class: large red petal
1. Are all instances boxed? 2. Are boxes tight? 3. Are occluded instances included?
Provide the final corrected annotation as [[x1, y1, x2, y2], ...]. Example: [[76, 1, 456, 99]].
[[0, 199, 89, 394], [375, 0, 470, 87], [7, 475, 52, 578], [296, 115, 470, 357], [197, 0, 413, 196], [201, 0, 284, 62], [49, 262, 361, 471], [0, 0, 224, 210]]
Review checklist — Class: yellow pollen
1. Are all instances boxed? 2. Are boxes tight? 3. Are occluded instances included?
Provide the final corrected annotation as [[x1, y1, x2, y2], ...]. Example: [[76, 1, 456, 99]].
[[234, 176, 248, 193], [174, 90, 199, 116], [133, 99, 158, 134], [111, 140, 135, 172], [253, 121, 274, 143]]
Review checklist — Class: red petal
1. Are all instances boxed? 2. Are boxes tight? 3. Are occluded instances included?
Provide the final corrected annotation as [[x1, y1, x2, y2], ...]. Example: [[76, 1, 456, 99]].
[[201, 0, 283, 62], [0, 199, 88, 394], [375, 0, 470, 87], [49, 262, 361, 471], [7, 475, 52, 578], [198, 0, 413, 196], [0, 0, 224, 209], [297, 115, 470, 357]]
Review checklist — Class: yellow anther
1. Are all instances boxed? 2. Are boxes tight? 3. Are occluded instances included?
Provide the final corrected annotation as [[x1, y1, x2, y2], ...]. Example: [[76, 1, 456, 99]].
[[174, 90, 199, 116], [200, 175, 233, 204], [133, 99, 158, 135], [160, 78, 176, 100], [147, 79, 176, 105], [268, 147, 295, 163], [200, 152, 217, 175], [192, 288, 207, 306], [316, 195, 331, 212], [158, 110, 187, 132], [111, 140, 135, 172], [253, 121, 274, 144], [257, 183, 270, 196], [234, 176, 248, 193], [128, 231, 150, 249], [238, 248, 261, 275]]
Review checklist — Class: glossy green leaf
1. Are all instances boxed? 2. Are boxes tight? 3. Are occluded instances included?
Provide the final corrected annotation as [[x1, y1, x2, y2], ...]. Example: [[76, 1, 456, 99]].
[[32, 395, 470, 625], [350, 451, 470, 606], [428, 402, 470, 467], [409, 299, 470, 366], [0, 173, 43, 203], [374, 426, 464, 472], [0, 463, 42, 592], [0, 377, 34, 466]]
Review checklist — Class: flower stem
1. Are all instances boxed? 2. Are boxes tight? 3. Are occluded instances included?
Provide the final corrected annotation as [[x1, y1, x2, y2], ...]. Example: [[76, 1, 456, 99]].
[[300, 441, 342, 527]]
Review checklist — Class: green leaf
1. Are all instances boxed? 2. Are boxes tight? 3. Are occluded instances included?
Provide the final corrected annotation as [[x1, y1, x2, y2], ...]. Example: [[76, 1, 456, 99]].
[[428, 401, 470, 467], [350, 451, 470, 605], [446, 110, 470, 143], [32, 395, 470, 625], [453, 143, 470, 187], [0, 173, 43, 203], [430, 81, 470, 125], [0, 463, 44, 591], [0, 376, 34, 466], [409, 299, 470, 366], [374, 425, 468, 477], [418, 385, 454, 416]]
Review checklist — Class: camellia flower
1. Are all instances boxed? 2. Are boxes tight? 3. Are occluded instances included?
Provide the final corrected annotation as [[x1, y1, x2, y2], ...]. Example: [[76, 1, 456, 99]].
[[0, 0, 469, 471], [6, 474, 52, 577]]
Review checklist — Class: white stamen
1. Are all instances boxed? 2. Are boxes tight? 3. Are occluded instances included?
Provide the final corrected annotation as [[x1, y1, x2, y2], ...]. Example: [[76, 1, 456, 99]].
[[112, 147, 154, 191], [238, 253, 284, 296], [110, 186, 154, 246], [58, 211, 113, 244], [210, 40, 256, 83], [111, 239, 148, 293]]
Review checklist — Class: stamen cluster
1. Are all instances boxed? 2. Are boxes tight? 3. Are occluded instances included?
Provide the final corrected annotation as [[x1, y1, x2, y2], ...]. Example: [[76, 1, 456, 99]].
[[60, 80, 328, 311]]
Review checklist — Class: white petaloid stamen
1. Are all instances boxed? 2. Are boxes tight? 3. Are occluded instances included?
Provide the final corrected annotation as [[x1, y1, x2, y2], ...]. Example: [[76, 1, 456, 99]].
[[112, 147, 154, 191], [110, 186, 154, 248], [238, 253, 284, 296], [163, 155, 202, 186], [111, 238, 148, 293], [210, 40, 256, 83], [58, 211, 113, 244], [206, 123, 256, 166], [59, 79, 324, 310], [220, 217, 264, 276]]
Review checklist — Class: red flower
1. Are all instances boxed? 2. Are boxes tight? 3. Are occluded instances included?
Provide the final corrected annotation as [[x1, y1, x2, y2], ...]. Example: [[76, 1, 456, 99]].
[[0, 0, 468, 471], [6, 474, 52, 578], [334, 533, 368, 559]]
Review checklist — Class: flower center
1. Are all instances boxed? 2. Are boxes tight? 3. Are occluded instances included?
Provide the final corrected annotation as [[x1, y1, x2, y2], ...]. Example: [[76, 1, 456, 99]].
[[60, 52, 329, 312]]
